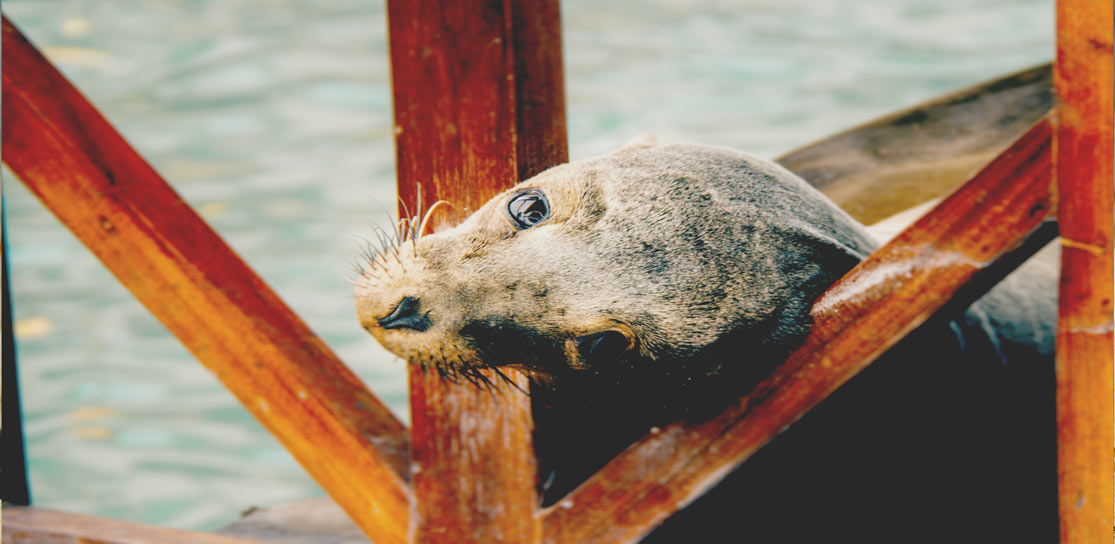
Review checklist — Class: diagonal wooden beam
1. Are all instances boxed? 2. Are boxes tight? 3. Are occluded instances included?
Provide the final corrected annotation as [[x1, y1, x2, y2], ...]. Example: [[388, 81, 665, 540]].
[[1, 17, 411, 544], [386, 0, 566, 541], [1053, 0, 1114, 541], [541, 118, 1056, 543]]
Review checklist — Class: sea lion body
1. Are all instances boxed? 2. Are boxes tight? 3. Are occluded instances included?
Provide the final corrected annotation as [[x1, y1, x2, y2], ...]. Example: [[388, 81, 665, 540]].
[[355, 142, 1057, 541]]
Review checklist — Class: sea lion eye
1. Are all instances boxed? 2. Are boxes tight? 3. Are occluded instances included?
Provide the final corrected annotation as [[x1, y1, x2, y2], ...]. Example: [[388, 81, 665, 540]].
[[507, 189, 551, 229]]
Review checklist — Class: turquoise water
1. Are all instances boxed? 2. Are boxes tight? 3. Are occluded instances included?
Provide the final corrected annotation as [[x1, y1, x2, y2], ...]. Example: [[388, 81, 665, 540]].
[[3, 0, 1052, 531]]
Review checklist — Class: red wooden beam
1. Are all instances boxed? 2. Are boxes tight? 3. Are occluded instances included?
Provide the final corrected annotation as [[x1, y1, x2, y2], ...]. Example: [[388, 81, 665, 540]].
[[386, 0, 566, 541], [1, 17, 411, 544], [541, 119, 1055, 543], [1053, 0, 1114, 541]]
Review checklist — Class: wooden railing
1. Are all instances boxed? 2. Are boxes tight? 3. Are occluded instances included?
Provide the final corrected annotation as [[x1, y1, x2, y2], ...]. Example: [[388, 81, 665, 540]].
[[2, 16, 409, 544], [1, 0, 1109, 542]]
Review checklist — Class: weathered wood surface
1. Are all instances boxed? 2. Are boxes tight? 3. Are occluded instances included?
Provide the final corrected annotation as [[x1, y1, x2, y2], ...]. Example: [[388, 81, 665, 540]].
[[387, 0, 566, 541], [1, 18, 411, 544], [216, 499, 370, 544], [1053, 0, 1114, 541], [779, 63, 1053, 224], [541, 119, 1055, 543], [2, 507, 263, 544]]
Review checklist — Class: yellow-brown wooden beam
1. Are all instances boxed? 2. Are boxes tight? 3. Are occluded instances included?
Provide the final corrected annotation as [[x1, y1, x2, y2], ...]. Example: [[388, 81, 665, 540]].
[[1, 17, 411, 544], [386, 0, 567, 541], [541, 119, 1056, 543], [1053, 0, 1114, 541]]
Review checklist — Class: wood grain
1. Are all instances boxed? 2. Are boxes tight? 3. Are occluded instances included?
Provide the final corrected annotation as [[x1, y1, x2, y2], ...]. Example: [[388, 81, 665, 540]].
[[1, 17, 410, 544], [386, 0, 566, 541], [541, 118, 1055, 543], [779, 64, 1053, 224], [2, 507, 263, 544], [1053, 0, 1114, 541]]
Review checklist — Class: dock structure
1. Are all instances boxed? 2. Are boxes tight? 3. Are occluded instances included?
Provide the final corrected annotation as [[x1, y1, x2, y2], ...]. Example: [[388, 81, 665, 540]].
[[1, 0, 1110, 542]]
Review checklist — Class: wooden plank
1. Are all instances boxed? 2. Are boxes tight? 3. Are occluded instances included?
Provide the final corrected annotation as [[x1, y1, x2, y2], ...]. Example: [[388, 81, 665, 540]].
[[541, 118, 1055, 543], [2, 506, 263, 544], [2, 507, 263, 544], [778, 63, 1053, 224], [408, 370, 540, 543], [1053, 0, 1114, 541], [387, 0, 566, 541], [1, 18, 411, 544]]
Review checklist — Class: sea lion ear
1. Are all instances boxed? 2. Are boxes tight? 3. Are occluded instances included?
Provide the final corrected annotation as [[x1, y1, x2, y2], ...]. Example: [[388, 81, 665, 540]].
[[622, 132, 659, 148]]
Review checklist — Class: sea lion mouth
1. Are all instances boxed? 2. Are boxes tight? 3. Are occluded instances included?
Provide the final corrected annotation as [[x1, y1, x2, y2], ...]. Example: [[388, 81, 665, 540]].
[[458, 318, 569, 372], [455, 318, 635, 377]]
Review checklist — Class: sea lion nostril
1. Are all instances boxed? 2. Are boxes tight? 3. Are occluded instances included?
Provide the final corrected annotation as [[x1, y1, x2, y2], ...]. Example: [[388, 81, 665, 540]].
[[576, 330, 630, 364], [377, 296, 431, 332]]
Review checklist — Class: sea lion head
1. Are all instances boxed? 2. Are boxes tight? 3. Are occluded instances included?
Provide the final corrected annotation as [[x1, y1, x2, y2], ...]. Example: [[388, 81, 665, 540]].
[[355, 142, 876, 386]]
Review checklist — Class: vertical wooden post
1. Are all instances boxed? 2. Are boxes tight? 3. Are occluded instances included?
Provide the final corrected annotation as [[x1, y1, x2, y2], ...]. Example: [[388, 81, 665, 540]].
[[387, 1, 566, 542], [1054, 0, 1114, 542]]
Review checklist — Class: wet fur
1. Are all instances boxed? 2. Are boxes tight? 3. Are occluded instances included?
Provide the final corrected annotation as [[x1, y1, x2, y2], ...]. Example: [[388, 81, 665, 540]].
[[355, 141, 1058, 542]]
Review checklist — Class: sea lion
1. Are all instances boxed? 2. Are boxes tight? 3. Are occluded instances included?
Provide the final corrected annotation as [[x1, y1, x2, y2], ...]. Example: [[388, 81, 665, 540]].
[[354, 140, 1057, 542]]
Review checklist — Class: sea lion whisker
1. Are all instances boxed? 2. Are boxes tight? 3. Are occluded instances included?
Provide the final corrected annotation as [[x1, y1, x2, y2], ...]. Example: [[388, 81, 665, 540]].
[[416, 199, 454, 244], [462, 364, 486, 389], [453, 357, 495, 390], [396, 217, 412, 245], [359, 242, 387, 272], [490, 366, 529, 396], [394, 216, 411, 248], [362, 235, 393, 278], [343, 276, 382, 290], [342, 276, 366, 287], [479, 368, 497, 393], [380, 211, 401, 243], [347, 257, 366, 278], [397, 194, 415, 232], [388, 224, 405, 251], [352, 236, 379, 267], [372, 228, 406, 270], [386, 232, 403, 262], [370, 226, 393, 256]]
